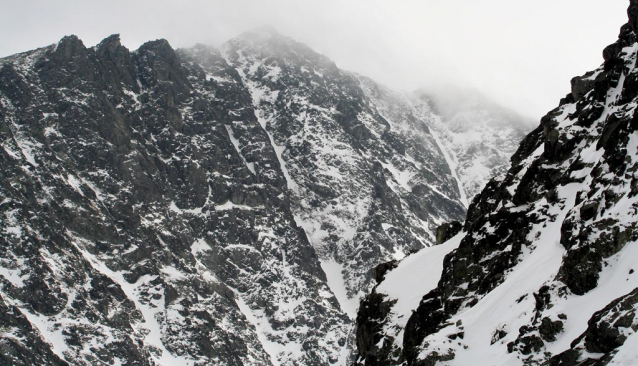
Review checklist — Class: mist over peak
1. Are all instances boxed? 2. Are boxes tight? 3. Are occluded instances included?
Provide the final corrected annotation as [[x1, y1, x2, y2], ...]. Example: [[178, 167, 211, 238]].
[[415, 85, 537, 129], [240, 25, 282, 39], [0, 0, 625, 121]]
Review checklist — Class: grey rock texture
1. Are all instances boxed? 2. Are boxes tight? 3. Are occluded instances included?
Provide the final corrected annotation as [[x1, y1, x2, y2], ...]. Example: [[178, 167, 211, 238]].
[[0, 24, 530, 364]]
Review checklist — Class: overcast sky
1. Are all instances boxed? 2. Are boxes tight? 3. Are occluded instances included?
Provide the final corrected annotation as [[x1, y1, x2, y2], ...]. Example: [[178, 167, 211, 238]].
[[0, 0, 629, 119]]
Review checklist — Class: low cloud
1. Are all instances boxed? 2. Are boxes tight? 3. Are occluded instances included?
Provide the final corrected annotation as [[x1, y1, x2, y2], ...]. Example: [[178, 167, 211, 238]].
[[0, 0, 627, 119]]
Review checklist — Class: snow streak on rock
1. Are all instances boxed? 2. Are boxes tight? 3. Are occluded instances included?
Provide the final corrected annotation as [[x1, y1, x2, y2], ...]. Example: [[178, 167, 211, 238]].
[[408, 87, 534, 202]]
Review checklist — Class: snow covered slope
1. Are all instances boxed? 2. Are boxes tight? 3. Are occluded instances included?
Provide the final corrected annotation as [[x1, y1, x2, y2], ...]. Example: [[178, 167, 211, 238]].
[[354, 2, 638, 365], [355, 233, 463, 362]]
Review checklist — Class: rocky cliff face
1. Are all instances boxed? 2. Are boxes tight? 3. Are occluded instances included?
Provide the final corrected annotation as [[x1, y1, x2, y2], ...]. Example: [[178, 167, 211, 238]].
[[0, 27, 527, 365], [221, 29, 467, 314], [354, 2, 638, 365], [0, 33, 354, 366]]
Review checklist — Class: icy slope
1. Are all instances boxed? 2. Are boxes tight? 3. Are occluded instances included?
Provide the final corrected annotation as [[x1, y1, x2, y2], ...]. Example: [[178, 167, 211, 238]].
[[355, 2, 638, 365]]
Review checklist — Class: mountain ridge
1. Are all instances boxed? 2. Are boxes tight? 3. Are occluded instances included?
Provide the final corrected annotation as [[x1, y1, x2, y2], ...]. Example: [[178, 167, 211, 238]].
[[1, 28, 529, 365]]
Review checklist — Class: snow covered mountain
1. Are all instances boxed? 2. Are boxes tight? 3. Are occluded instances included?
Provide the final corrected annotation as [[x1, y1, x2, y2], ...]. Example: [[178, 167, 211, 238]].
[[355, 2, 638, 365], [0, 27, 528, 365], [0, 34, 351, 366]]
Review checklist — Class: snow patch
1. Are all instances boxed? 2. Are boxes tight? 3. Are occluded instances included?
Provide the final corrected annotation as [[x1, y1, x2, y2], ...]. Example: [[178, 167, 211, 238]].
[[225, 124, 256, 174], [320, 259, 359, 319], [427, 118, 469, 207], [191, 238, 212, 256], [377, 233, 463, 346]]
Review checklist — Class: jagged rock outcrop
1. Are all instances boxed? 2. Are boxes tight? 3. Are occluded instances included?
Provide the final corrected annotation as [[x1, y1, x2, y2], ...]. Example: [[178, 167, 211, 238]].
[[0, 34, 349, 366], [0, 26, 529, 364], [435, 221, 462, 245], [354, 2, 638, 365]]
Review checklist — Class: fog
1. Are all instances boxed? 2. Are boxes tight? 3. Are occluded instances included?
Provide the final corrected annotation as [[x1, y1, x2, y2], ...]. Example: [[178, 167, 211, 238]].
[[0, 0, 628, 119]]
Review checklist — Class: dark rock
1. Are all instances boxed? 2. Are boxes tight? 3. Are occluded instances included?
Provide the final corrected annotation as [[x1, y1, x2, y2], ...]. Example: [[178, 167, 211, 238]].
[[570, 72, 596, 101], [539, 317, 564, 342], [508, 333, 544, 355], [372, 260, 399, 284], [579, 201, 599, 221], [491, 328, 508, 345], [435, 221, 462, 244], [403, 289, 446, 364], [355, 292, 398, 365]]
